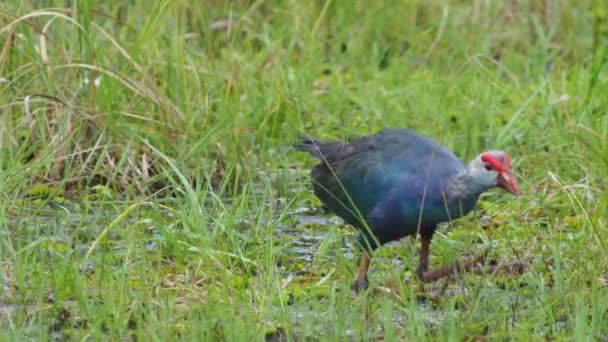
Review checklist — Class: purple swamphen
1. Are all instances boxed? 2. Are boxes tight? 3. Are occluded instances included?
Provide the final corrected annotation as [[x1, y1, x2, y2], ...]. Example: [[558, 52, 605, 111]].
[[294, 128, 520, 292]]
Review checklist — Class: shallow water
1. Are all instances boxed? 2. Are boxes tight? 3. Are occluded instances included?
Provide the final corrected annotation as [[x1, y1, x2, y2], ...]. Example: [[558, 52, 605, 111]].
[[2, 200, 462, 339]]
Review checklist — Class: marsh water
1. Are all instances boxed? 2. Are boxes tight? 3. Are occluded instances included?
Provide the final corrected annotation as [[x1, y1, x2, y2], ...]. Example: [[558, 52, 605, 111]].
[[2, 200, 502, 339]]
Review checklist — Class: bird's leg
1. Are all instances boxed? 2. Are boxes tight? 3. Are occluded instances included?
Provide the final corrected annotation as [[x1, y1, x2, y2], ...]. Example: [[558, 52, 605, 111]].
[[351, 252, 371, 293], [415, 238, 431, 280], [416, 237, 487, 282]]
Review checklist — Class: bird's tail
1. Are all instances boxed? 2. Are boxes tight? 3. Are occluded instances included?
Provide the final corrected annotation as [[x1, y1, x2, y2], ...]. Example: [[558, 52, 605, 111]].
[[293, 136, 324, 159]]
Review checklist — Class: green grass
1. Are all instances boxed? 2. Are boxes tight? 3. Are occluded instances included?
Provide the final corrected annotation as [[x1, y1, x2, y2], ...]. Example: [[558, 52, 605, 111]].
[[1, 0, 607, 340]]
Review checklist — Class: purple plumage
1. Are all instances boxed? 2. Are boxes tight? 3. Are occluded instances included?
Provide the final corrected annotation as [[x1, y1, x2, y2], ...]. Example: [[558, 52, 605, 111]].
[[295, 128, 519, 292]]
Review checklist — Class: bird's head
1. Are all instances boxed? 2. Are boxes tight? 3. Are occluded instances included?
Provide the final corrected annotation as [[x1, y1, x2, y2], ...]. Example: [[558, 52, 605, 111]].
[[468, 151, 520, 196]]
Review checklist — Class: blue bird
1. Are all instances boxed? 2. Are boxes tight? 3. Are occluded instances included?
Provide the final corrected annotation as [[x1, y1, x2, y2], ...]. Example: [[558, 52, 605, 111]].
[[294, 128, 519, 292]]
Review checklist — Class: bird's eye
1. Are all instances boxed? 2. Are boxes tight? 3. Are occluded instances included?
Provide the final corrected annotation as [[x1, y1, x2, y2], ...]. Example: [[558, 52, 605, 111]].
[[484, 164, 494, 171]]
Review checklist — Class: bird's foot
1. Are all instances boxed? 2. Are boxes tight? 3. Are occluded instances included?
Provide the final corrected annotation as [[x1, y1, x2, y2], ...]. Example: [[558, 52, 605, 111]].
[[484, 259, 530, 276], [350, 277, 369, 294], [417, 254, 488, 283]]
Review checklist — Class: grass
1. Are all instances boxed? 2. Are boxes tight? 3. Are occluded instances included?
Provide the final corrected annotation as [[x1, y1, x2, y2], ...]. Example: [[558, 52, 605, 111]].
[[1, 0, 607, 340]]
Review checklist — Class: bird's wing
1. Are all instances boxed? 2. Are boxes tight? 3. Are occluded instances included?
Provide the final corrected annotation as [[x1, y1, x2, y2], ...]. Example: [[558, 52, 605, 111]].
[[310, 128, 463, 226]]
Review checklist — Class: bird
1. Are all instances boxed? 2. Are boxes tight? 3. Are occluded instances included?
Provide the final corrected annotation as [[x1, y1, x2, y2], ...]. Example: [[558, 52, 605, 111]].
[[294, 128, 520, 292]]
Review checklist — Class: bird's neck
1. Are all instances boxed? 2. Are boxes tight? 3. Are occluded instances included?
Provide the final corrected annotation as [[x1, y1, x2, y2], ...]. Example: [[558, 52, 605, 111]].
[[446, 164, 488, 201]]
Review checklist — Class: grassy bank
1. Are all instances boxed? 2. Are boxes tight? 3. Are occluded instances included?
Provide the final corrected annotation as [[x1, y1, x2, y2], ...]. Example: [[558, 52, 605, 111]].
[[1, 0, 607, 340]]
